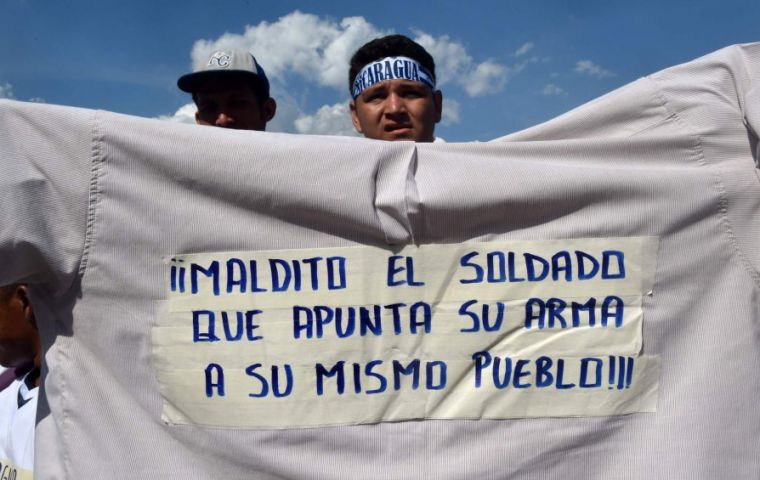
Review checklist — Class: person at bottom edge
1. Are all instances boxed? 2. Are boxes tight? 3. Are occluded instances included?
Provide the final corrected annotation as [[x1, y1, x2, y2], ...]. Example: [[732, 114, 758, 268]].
[[0, 284, 40, 480]]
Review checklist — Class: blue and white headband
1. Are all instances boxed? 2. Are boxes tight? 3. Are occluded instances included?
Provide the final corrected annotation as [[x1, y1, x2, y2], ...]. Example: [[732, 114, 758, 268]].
[[351, 56, 436, 99]]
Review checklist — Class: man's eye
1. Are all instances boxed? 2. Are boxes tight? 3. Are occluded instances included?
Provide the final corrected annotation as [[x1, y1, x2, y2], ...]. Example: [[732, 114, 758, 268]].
[[362, 89, 385, 101], [402, 89, 425, 98]]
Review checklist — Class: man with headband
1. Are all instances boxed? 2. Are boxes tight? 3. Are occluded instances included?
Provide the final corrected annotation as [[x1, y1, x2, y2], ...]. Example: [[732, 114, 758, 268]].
[[349, 35, 443, 142]]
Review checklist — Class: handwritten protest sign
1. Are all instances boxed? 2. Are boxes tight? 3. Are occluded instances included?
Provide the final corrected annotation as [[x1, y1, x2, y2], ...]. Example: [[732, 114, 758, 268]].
[[152, 237, 660, 428]]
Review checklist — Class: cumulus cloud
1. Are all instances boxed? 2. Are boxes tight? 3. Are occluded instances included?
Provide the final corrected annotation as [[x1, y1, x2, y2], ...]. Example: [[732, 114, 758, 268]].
[[190, 11, 385, 90], [413, 31, 508, 97], [575, 60, 616, 78], [440, 98, 460, 126], [157, 103, 197, 124], [542, 84, 564, 96], [0, 82, 15, 99], [188, 12, 509, 99], [294, 102, 358, 136], [514, 42, 534, 57], [264, 90, 303, 134], [462, 60, 508, 97]]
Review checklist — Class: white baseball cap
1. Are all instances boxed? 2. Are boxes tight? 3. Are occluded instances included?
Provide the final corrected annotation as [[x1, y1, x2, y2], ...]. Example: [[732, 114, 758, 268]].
[[177, 49, 270, 98]]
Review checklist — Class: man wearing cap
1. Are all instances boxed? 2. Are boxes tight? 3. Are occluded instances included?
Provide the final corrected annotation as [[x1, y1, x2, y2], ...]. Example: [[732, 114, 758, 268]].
[[178, 49, 276, 131], [348, 35, 443, 142]]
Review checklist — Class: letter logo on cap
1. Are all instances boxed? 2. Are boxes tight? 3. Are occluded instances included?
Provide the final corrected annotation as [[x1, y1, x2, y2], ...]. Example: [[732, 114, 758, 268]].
[[208, 52, 231, 68]]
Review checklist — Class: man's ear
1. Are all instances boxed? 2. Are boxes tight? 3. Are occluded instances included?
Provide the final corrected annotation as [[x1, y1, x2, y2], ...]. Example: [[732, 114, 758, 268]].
[[12, 285, 34, 327], [262, 98, 277, 123], [349, 101, 364, 134], [433, 90, 443, 124], [194, 111, 202, 125]]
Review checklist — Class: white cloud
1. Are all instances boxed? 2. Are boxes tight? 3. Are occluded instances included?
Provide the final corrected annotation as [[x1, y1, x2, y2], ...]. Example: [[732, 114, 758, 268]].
[[440, 98, 460, 126], [157, 103, 197, 124], [514, 42, 534, 57], [189, 12, 509, 99], [294, 102, 358, 136], [542, 84, 564, 96], [413, 31, 508, 97], [0, 82, 44, 102], [0, 82, 15, 99], [463, 60, 507, 97], [264, 90, 303, 134], [190, 11, 385, 91], [575, 60, 616, 78]]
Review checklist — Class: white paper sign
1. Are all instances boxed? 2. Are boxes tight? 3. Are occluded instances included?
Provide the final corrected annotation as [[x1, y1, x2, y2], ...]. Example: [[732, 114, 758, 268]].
[[152, 237, 660, 428]]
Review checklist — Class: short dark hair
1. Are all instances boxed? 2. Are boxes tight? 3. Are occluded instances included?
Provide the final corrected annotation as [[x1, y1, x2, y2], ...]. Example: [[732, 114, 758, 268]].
[[348, 35, 437, 94]]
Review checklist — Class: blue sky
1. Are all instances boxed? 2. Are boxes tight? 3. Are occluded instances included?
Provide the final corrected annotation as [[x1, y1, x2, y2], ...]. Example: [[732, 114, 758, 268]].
[[1, 0, 758, 141]]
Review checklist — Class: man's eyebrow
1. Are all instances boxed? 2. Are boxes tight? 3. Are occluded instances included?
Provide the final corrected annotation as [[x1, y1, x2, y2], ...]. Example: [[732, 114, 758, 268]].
[[398, 83, 427, 90], [363, 84, 388, 94]]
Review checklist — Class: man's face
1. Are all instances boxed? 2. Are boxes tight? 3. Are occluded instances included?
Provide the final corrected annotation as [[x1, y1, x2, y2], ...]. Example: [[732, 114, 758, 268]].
[[350, 79, 442, 142], [0, 286, 38, 369], [194, 78, 276, 131]]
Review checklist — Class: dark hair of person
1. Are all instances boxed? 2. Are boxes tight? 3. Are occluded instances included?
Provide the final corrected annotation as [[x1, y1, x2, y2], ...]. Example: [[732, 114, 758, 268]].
[[348, 34, 436, 94]]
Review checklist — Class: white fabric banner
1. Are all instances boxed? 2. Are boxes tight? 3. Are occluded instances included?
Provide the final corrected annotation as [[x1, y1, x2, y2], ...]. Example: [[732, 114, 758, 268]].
[[1, 43, 759, 479]]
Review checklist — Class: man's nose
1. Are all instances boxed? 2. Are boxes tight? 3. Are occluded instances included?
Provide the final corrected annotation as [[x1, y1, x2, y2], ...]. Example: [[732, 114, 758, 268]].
[[385, 93, 406, 114], [215, 112, 234, 127]]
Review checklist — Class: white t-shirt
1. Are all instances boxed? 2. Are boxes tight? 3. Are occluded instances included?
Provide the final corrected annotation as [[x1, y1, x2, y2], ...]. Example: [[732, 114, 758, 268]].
[[0, 372, 37, 480]]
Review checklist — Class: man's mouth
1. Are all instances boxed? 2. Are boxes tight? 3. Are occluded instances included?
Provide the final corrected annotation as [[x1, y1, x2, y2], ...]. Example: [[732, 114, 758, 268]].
[[384, 124, 413, 133]]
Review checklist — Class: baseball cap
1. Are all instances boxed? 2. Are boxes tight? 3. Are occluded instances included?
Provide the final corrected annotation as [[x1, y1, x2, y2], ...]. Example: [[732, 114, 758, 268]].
[[177, 49, 270, 99]]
